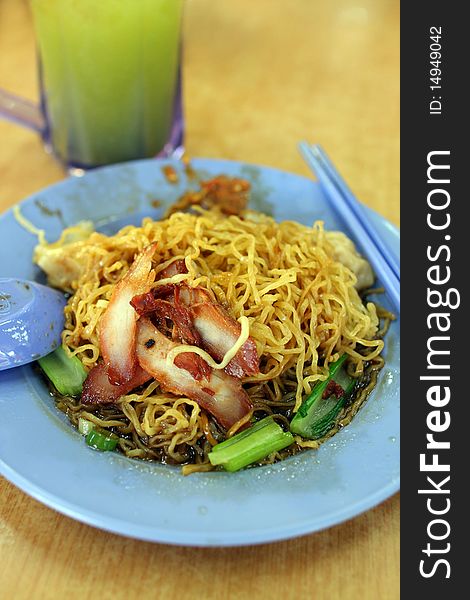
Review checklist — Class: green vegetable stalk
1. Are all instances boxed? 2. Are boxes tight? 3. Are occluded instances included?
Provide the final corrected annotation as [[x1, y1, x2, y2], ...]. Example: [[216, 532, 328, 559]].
[[38, 346, 87, 396], [208, 416, 294, 472]]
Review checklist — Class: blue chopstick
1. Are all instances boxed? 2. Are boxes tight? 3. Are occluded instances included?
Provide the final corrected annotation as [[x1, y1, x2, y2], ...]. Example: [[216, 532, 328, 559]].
[[299, 142, 400, 312], [311, 145, 400, 278]]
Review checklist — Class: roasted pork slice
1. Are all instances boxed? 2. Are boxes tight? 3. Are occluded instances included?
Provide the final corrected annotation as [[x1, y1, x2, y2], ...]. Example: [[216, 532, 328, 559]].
[[176, 286, 259, 376], [135, 318, 253, 430], [189, 302, 259, 378], [100, 243, 157, 385], [173, 351, 211, 381], [131, 295, 202, 346], [133, 281, 259, 379], [81, 363, 151, 405], [176, 284, 213, 305], [157, 259, 188, 279]]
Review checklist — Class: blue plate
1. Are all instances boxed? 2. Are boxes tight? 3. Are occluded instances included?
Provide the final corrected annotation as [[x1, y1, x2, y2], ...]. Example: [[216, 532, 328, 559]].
[[0, 158, 399, 546]]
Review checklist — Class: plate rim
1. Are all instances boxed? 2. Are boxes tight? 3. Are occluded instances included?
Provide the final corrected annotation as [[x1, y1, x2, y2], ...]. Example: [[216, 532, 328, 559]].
[[0, 454, 399, 546]]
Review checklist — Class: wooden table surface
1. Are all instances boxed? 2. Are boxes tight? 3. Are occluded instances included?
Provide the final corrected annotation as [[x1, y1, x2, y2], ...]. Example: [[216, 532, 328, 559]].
[[0, 0, 400, 598]]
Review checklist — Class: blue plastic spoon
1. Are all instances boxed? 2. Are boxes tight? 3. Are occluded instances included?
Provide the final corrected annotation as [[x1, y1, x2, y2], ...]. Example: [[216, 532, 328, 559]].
[[0, 278, 66, 370]]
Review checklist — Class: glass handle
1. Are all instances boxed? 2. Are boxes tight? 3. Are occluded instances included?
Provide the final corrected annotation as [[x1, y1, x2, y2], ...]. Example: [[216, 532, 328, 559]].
[[0, 88, 44, 133]]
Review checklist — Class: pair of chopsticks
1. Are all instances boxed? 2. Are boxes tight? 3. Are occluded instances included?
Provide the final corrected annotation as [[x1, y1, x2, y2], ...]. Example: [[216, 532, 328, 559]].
[[299, 142, 400, 312]]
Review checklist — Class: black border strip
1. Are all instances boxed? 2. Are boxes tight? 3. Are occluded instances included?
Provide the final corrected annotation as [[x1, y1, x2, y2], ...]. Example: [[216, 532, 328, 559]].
[[401, 2, 464, 593]]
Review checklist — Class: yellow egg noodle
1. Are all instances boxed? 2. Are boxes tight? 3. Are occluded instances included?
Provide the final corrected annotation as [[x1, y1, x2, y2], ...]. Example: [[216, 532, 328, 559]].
[[33, 207, 387, 469]]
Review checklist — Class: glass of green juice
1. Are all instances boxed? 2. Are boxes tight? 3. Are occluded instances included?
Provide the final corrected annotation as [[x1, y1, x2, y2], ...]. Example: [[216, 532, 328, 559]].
[[0, 0, 184, 171]]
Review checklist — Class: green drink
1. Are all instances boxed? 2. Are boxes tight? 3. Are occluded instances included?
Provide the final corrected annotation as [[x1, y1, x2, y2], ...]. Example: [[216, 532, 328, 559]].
[[30, 0, 183, 168]]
